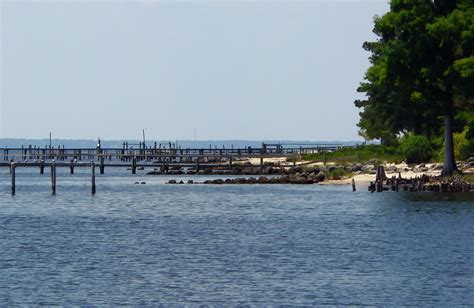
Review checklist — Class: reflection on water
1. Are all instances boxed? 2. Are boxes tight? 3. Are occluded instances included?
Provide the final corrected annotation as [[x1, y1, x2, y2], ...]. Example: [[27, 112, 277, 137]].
[[1, 168, 473, 305]]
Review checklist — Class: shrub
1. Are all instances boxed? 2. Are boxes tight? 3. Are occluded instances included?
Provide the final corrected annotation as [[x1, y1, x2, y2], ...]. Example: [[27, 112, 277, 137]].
[[399, 134, 433, 164], [459, 123, 474, 160]]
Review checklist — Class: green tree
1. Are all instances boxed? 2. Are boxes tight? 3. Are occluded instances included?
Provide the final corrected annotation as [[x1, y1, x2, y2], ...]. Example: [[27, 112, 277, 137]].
[[355, 0, 474, 176]]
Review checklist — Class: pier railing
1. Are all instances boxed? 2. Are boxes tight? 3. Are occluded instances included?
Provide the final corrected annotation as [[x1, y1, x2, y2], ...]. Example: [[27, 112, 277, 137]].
[[1, 144, 347, 163]]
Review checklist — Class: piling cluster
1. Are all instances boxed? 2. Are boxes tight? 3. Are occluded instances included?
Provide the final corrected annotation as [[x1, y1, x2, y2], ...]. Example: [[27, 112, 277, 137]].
[[368, 172, 473, 193]]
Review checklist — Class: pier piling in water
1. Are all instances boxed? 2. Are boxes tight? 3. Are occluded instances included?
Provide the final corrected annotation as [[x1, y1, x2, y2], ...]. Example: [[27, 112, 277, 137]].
[[91, 162, 96, 195], [352, 178, 356, 192], [40, 159, 45, 174], [132, 157, 137, 174], [51, 161, 57, 195], [11, 162, 16, 195], [100, 156, 105, 174]]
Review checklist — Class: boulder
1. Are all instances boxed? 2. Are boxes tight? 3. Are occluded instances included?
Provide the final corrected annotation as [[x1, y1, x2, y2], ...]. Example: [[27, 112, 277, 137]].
[[367, 159, 380, 166], [247, 177, 257, 184], [202, 168, 213, 174], [315, 171, 326, 182], [293, 166, 303, 173], [168, 180, 177, 184], [235, 178, 248, 184], [351, 163, 363, 172], [362, 164, 376, 172]]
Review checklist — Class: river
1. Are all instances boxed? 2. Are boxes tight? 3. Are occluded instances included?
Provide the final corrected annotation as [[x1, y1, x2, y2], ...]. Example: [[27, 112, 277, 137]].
[[1, 167, 473, 305]]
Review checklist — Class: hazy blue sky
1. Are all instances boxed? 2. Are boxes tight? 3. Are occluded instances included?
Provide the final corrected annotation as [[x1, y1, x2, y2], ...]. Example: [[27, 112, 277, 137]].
[[1, 0, 389, 141]]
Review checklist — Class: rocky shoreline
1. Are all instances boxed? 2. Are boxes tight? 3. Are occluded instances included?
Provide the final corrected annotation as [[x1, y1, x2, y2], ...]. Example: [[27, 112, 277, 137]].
[[163, 157, 474, 189]]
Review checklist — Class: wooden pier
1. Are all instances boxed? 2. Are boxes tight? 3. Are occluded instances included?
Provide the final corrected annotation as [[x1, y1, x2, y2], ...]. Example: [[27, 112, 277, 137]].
[[1, 143, 348, 195], [1, 143, 344, 162]]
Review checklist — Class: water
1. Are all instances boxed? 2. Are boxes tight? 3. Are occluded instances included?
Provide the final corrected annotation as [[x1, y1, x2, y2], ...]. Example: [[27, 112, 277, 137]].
[[1, 167, 473, 305]]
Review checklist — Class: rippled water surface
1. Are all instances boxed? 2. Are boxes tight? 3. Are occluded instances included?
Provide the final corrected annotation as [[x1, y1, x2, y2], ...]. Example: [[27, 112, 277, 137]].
[[1, 167, 473, 305]]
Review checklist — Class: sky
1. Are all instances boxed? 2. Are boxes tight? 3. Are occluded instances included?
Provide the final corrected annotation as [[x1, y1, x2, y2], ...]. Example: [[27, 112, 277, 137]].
[[0, 0, 390, 141]]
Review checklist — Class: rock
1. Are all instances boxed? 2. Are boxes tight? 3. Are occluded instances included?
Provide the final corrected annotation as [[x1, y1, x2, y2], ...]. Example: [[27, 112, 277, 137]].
[[290, 178, 307, 184], [351, 163, 362, 172], [293, 166, 303, 173], [463, 161, 474, 168], [178, 180, 184, 184], [134, 182, 140, 184], [315, 171, 326, 182], [232, 168, 242, 174], [168, 180, 177, 184], [202, 168, 213, 174], [212, 179, 225, 184], [247, 177, 257, 184], [146, 171, 161, 175], [416, 163, 426, 168], [258, 176, 269, 184], [140, 182, 146, 184], [362, 164, 376, 172], [468, 157, 474, 163], [235, 178, 248, 184], [367, 159, 380, 166], [306, 167, 321, 174], [187, 180, 194, 184], [269, 177, 280, 184]]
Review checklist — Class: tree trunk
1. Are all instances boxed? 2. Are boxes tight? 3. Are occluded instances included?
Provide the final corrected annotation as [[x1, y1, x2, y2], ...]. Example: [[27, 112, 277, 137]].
[[441, 111, 458, 176]]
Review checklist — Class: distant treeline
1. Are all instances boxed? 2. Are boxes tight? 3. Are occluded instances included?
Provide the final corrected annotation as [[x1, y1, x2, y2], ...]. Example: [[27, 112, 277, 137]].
[[0, 139, 363, 149]]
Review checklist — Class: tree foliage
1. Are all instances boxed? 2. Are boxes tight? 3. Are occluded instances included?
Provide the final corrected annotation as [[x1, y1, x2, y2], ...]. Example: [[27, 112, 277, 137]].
[[355, 0, 474, 175]]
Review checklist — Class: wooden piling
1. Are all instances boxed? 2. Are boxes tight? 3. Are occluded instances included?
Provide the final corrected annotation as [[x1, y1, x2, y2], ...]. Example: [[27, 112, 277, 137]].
[[229, 156, 233, 169], [40, 159, 45, 174], [91, 162, 96, 195], [352, 178, 356, 192], [100, 156, 105, 174], [11, 162, 15, 195], [51, 161, 56, 195], [368, 181, 375, 193], [132, 157, 137, 174], [376, 180, 383, 193]]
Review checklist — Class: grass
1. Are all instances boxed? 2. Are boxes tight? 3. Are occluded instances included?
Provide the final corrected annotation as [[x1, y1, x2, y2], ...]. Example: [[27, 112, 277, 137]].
[[460, 173, 474, 183], [326, 168, 353, 180], [301, 144, 404, 164]]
